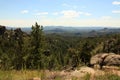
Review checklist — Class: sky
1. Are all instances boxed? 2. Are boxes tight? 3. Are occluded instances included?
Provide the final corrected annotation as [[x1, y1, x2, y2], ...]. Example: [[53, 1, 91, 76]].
[[0, 0, 120, 27]]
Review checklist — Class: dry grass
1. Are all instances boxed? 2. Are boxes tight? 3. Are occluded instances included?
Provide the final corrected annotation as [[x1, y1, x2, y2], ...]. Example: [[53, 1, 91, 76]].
[[0, 67, 120, 80], [0, 70, 42, 80]]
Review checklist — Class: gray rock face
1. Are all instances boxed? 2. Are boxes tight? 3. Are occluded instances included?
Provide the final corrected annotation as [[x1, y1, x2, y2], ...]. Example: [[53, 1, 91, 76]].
[[90, 53, 120, 69]]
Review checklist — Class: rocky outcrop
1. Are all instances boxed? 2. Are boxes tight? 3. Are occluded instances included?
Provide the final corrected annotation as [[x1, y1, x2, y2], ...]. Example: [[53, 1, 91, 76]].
[[104, 54, 120, 66], [90, 53, 120, 69], [0, 25, 6, 35], [14, 28, 23, 40]]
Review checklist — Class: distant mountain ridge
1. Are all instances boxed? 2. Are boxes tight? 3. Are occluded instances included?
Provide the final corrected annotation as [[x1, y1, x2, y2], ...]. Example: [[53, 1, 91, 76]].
[[6, 26, 120, 37]]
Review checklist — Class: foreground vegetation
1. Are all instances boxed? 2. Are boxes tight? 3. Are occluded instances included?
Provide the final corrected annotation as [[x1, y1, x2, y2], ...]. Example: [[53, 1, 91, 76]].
[[0, 69, 120, 80]]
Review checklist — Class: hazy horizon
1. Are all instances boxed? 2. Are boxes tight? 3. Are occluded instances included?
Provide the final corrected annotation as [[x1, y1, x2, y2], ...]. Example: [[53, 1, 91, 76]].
[[0, 0, 120, 28], [6, 25, 120, 29]]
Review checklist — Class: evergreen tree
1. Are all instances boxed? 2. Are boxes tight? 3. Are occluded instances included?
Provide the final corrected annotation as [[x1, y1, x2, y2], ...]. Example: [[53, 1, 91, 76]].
[[28, 22, 44, 69]]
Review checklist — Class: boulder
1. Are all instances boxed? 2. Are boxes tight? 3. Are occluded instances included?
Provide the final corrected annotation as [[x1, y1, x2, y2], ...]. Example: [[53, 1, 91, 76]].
[[104, 54, 120, 66], [90, 53, 120, 69], [90, 53, 109, 66]]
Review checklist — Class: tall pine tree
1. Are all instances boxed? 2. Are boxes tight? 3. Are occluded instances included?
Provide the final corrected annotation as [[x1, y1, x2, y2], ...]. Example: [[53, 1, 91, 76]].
[[28, 22, 44, 69]]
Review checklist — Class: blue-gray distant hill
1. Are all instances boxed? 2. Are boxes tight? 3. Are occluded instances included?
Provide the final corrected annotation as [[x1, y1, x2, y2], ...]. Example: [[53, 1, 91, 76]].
[[6, 26, 120, 37]]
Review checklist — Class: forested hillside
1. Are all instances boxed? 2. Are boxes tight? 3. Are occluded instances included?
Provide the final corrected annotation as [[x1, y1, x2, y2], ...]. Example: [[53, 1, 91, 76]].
[[0, 23, 120, 70]]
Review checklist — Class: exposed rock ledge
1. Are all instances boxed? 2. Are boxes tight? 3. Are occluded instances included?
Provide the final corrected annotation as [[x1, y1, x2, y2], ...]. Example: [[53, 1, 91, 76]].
[[90, 53, 120, 69]]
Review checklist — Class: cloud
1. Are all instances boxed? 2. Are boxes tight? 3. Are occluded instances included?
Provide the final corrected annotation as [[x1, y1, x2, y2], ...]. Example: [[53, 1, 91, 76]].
[[21, 10, 29, 14], [84, 13, 92, 16], [112, 1, 120, 5], [61, 10, 80, 18], [101, 16, 112, 20], [52, 12, 59, 15], [61, 10, 91, 18], [112, 10, 120, 14], [35, 12, 48, 15]]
